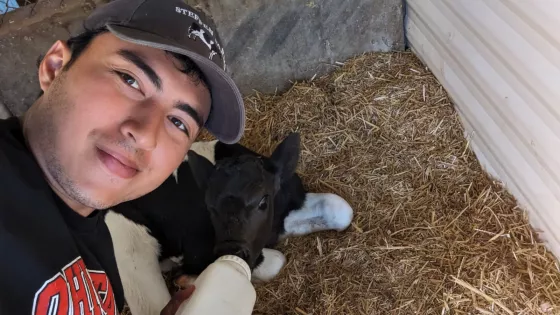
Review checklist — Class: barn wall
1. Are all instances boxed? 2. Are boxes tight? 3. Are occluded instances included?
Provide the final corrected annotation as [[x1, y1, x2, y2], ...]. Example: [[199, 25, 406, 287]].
[[406, 0, 560, 257], [0, 0, 405, 117]]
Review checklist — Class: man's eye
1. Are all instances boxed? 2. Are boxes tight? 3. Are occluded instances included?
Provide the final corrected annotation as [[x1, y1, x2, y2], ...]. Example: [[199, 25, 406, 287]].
[[117, 72, 140, 90], [168, 116, 189, 136]]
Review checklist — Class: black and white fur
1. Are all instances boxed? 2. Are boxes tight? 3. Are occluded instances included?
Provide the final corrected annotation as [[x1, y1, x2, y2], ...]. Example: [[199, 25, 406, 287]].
[[105, 138, 353, 315]]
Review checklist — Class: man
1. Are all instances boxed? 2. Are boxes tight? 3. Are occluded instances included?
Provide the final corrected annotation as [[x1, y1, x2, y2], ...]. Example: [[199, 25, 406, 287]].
[[0, 0, 245, 314]]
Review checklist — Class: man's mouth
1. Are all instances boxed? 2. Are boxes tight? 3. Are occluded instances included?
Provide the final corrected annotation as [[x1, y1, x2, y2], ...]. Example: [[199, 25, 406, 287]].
[[96, 146, 139, 179]]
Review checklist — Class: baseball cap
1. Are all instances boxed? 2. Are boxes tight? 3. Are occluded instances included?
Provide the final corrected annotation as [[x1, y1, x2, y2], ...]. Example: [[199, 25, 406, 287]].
[[82, 0, 244, 144]]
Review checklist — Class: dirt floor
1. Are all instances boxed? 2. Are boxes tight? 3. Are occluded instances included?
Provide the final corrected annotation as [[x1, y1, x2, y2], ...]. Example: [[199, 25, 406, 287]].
[[202, 51, 560, 315]]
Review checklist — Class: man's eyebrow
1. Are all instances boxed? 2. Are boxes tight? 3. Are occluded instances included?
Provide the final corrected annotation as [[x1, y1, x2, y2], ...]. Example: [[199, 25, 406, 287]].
[[117, 49, 162, 91], [175, 102, 204, 128]]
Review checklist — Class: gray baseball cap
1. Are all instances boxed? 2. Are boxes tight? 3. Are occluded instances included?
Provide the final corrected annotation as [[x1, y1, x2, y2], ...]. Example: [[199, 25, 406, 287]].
[[82, 0, 244, 144]]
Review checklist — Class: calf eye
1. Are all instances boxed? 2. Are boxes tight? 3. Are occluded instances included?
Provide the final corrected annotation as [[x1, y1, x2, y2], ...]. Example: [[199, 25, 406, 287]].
[[258, 195, 269, 211]]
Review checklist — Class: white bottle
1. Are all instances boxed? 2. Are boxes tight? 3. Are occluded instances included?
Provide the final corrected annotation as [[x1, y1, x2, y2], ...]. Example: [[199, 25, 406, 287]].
[[176, 255, 256, 315]]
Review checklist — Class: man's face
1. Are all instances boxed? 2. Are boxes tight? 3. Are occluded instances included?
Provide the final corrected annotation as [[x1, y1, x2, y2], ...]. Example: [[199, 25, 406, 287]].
[[27, 32, 211, 209]]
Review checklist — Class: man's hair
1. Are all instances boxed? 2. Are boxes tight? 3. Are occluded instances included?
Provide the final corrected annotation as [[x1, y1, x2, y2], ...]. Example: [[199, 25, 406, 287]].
[[37, 27, 210, 96]]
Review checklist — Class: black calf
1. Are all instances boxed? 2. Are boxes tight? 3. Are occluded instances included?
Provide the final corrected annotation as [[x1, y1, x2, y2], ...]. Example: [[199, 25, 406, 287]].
[[110, 133, 304, 275], [212, 135, 307, 248], [106, 133, 354, 315]]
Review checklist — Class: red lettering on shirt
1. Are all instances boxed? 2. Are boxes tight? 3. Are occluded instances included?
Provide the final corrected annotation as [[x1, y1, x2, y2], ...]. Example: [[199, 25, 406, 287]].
[[32, 273, 70, 315], [32, 257, 117, 315], [63, 258, 94, 315], [90, 270, 117, 315]]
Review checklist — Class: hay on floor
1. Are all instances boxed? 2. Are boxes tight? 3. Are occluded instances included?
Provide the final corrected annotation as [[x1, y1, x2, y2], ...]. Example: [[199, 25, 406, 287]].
[[195, 51, 560, 314]]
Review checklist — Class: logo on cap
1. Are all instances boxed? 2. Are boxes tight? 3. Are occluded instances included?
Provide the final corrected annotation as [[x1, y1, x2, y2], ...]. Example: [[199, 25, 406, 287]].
[[187, 23, 220, 61], [175, 6, 226, 69]]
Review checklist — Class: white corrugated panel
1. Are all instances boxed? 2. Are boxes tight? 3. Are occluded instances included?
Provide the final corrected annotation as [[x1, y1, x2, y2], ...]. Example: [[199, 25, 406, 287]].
[[406, 0, 560, 257]]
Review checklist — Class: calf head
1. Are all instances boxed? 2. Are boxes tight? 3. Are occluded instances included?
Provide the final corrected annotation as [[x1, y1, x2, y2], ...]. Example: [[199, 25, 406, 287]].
[[187, 133, 300, 269]]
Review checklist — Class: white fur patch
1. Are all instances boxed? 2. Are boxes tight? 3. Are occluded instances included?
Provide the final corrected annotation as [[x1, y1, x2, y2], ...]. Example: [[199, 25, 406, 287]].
[[282, 193, 353, 237], [172, 169, 179, 183], [105, 211, 171, 315], [251, 249, 287, 283], [173, 140, 217, 183], [188, 140, 218, 164], [159, 255, 183, 273]]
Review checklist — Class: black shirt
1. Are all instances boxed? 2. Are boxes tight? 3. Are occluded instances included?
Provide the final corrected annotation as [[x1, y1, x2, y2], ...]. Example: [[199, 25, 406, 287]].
[[0, 117, 124, 314]]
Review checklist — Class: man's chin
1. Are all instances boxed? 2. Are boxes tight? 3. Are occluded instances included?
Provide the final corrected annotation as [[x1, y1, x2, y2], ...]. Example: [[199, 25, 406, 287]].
[[70, 169, 161, 209], [65, 182, 130, 210]]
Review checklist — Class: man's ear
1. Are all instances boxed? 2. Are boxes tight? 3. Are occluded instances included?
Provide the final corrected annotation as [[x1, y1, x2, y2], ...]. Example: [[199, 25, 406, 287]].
[[38, 40, 72, 93]]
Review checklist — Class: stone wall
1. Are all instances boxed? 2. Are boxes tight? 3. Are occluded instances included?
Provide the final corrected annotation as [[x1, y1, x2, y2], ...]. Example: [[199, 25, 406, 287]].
[[0, 0, 110, 117], [0, 0, 404, 117], [185, 0, 405, 94]]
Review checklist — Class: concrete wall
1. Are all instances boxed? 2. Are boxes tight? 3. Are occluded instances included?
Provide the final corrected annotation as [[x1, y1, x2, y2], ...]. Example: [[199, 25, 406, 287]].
[[0, 100, 10, 119], [0, 0, 405, 117], [406, 0, 560, 258], [185, 0, 405, 95], [0, 0, 110, 117]]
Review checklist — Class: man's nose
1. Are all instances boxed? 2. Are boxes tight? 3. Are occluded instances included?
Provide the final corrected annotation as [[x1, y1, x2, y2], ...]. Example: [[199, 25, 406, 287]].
[[120, 101, 162, 151]]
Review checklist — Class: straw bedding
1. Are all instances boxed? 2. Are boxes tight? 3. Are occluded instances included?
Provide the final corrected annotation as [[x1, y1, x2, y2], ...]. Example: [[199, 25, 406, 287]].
[[133, 51, 560, 314]]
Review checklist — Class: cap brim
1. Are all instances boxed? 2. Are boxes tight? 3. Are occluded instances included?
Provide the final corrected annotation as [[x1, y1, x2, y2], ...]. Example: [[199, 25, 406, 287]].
[[107, 25, 245, 144]]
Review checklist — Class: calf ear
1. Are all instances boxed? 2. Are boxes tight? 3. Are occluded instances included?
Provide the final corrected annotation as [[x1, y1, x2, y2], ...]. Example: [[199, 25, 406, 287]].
[[187, 150, 215, 190], [270, 132, 301, 183], [215, 142, 260, 161]]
